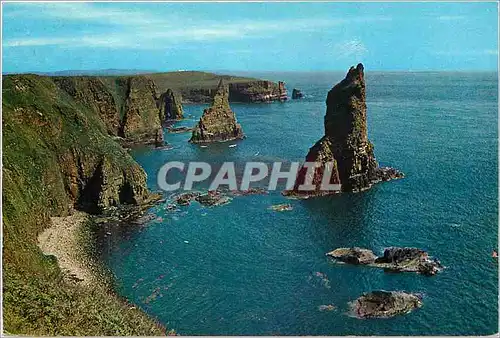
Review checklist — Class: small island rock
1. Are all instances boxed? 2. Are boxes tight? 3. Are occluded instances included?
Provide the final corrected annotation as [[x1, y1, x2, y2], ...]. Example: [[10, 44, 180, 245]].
[[349, 291, 422, 319], [292, 88, 304, 99], [327, 246, 443, 276], [326, 247, 377, 265]]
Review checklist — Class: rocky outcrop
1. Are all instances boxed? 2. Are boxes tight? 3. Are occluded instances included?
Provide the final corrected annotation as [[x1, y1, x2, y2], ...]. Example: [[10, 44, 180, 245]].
[[349, 291, 422, 319], [286, 63, 403, 196], [53, 77, 121, 136], [292, 88, 304, 99], [374, 247, 443, 276], [327, 247, 377, 265], [327, 247, 443, 276], [58, 148, 149, 214], [189, 79, 245, 143], [54, 76, 166, 147], [158, 88, 184, 121], [121, 77, 164, 147]]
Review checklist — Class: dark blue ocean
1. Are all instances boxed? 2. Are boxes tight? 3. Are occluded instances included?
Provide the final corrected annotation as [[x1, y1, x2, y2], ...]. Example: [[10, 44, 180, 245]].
[[102, 72, 498, 335]]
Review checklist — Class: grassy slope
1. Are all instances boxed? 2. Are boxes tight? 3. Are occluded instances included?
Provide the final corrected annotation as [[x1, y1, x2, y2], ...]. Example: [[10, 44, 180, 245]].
[[2, 75, 165, 335]]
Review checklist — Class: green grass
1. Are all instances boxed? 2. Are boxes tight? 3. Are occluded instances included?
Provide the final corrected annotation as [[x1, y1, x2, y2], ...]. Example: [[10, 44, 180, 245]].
[[2, 74, 167, 335]]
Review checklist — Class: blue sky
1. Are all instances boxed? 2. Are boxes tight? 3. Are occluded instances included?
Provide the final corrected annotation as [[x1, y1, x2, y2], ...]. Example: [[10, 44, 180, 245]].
[[2, 2, 498, 73]]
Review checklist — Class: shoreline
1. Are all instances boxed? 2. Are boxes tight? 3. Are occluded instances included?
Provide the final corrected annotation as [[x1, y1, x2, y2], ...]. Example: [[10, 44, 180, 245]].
[[38, 211, 94, 286], [37, 205, 172, 335]]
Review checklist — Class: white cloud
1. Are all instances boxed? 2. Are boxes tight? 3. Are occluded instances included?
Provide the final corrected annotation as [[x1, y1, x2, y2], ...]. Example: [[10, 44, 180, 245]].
[[2, 3, 391, 49], [331, 39, 368, 59]]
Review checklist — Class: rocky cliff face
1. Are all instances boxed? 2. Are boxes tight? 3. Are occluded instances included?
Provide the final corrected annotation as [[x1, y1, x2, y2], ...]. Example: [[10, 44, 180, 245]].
[[228, 80, 287, 103], [54, 76, 172, 147], [4, 75, 152, 215], [189, 79, 245, 143], [288, 64, 403, 195], [2, 74, 165, 334], [177, 80, 288, 103], [158, 88, 184, 121], [53, 77, 121, 136], [121, 76, 164, 146]]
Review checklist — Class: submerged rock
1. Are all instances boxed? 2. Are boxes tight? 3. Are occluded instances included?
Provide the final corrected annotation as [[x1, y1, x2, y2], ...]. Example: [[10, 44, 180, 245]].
[[327, 246, 443, 276], [173, 190, 231, 207], [326, 247, 377, 265], [285, 64, 404, 197], [174, 192, 202, 206], [167, 126, 193, 133], [349, 291, 422, 319], [292, 88, 304, 99], [318, 304, 336, 312], [268, 203, 293, 212], [195, 191, 232, 207], [189, 79, 245, 143], [228, 188, 269, 196]]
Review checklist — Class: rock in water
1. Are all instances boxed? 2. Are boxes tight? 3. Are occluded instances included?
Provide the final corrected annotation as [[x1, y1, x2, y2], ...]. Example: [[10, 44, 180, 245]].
[[292, 88, 304, 99], [158, 88, 184, 121], [374, 247, 443, 276], [327, 246, 443, 276], [286, 63, 403, 196], [326, 247, 377, 265], [349, 291, 422, 319], [189, 79, 245, 143]]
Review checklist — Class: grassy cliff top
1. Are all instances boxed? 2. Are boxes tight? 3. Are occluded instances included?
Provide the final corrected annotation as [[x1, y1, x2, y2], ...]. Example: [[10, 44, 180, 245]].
[[103, 71, 262, 92]]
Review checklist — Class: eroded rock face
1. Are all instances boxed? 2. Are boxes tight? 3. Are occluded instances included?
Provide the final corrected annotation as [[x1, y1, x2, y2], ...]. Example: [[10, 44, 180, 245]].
[[287, 64, 403, 196], [349, 291, 422, 319], [53, 77, 121, 136], [54, 76, 166, 147], [158, 89, 184, 121], [189, 79, 245, 143], [121, 77, 164, 146]]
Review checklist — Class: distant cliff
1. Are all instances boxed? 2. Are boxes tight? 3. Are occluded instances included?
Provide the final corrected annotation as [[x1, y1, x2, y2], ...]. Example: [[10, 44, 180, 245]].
[[288, 64, 403, 196], [145, 71, 288, 103]]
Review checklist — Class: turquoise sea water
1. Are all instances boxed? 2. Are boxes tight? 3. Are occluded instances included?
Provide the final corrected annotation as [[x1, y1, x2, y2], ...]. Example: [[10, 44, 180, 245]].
[[102, 72, 498, 335]]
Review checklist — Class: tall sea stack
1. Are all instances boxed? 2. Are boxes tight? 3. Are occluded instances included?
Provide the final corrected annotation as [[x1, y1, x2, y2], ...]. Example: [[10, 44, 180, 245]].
[[288, 63, 403, 195], [189, 79, 244, 143]]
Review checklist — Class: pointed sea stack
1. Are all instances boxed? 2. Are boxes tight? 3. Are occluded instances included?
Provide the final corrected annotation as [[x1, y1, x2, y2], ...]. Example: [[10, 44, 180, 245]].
[[287, 63, 403, 196], [158, 89, 184, 121], [189, 79, 244, 143]]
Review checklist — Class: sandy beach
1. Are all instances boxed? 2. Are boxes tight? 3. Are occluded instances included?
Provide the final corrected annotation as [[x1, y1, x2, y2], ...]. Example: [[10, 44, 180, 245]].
[[38, 211, 94, 286]]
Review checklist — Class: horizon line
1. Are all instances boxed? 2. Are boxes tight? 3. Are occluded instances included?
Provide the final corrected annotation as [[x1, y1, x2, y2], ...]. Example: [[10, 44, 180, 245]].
[[2, 68, 498, 76]]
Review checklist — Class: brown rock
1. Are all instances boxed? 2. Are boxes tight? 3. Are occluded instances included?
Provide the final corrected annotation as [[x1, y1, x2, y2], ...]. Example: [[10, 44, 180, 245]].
[[286, 63, 403, 197], [189, 79, 244, 143]]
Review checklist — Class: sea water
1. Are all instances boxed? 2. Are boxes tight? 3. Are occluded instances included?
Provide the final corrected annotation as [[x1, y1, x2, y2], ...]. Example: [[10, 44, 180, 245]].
[[101, 72, 498, 335]]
